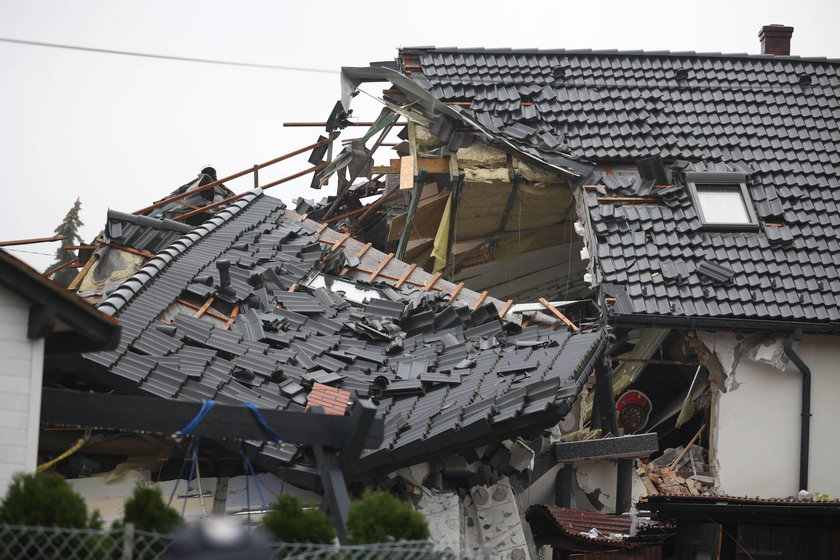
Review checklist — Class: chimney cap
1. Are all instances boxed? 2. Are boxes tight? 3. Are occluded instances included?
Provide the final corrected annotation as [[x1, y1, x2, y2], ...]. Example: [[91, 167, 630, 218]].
[[759, 24, 794, 37]]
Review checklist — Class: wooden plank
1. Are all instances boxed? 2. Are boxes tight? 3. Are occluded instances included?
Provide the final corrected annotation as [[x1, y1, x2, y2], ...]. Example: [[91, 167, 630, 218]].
[[538, 298, 579, 331], [423, 272, 442, 292], [372, 159, 401, 175], [597, 196, 660, 203], [40, 388, 384, 448], [134, 138, 334, 215], [498, 299, 514, 320], [394, 263, 417, 289], [416, 157, 449, 174], [43, 257, 80, 278], [193, 297, 215, 319], [471, 290, 489, 310], [357, 242, 373, 258], [345, 266, 425, 289], [66, 254, 98, 291], [224, 305, 240, 329], [314, 223, 329, 236], [367, 253, 394, 282], [399, 155, 415, 190], [175, 299, 228, 322], [642, 477, 660, 495], [0, 235, 65, 247], [669, 424, 706, 470], [448, 282, 465, 301], [331, 232, 352, 251], [94, 238, 155, 258]]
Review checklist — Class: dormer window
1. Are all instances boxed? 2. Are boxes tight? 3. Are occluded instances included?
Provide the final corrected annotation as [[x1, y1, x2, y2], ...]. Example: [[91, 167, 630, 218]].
[[686, 172, 758, 230]]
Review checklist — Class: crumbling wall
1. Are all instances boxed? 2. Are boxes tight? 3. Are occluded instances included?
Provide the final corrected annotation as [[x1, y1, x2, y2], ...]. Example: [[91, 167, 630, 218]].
[[698, 332, 840, 498], [466, 477, 534, 560]]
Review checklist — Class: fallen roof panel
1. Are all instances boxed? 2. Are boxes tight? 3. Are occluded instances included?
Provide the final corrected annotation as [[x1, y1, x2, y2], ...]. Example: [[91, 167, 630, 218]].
[[72, 191, 606, 485]]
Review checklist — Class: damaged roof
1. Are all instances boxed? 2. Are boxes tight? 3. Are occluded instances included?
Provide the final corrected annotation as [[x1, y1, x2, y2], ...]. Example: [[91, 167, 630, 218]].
[[76, 189, 604, 486], [398, 47, 840, 329], [526, 505, 642, 550]]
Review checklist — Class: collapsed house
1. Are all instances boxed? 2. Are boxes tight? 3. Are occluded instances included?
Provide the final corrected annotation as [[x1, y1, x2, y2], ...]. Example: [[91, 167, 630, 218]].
[[28, 22, 840, 559]]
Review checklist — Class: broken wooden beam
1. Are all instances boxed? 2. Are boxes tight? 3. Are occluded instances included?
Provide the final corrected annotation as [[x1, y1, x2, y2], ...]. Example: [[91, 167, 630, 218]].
[[0, 235, 66, 247], [135, 137, 334, 215], [193, 297, 215, 319], [498, 299, 514, 320], [282, 122, 408, 127], [175, 298, 229, 323], [669, 424, 706, 470], [43, 258, 80, 278], [224, 305, 240, 329], [538, 298, 579, 331]]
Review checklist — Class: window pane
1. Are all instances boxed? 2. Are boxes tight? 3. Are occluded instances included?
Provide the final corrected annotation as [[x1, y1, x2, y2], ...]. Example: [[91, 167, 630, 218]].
[[695, 184, 752, 224]]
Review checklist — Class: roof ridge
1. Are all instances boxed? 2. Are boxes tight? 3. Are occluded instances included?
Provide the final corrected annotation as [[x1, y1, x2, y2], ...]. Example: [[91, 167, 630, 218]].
[[399, 46, 840, 64]]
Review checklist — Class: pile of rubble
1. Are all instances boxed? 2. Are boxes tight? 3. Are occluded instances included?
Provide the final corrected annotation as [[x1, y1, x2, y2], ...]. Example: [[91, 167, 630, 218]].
[[637, 443, 716, 497]]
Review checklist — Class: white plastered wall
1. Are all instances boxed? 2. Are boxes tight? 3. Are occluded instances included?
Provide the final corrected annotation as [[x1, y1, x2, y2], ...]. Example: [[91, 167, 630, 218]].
[[0, 285, 45, 493], [713, 333, 840, 498]]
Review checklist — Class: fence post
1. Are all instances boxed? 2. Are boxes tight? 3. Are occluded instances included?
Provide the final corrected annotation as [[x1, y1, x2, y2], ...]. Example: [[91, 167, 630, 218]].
[[121, 522, 135, 560]]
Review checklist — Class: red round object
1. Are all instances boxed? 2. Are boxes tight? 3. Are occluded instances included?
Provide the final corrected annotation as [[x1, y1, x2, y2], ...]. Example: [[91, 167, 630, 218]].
[[615, 390, 652, 433]]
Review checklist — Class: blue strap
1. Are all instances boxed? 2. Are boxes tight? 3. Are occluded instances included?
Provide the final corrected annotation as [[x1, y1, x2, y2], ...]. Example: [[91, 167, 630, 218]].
[[242, 449, 269, 510], [241, 402, 282, 444], [168, 437, 196, 508], [178, 400, 216, 437], [181, 438, 200, 517]]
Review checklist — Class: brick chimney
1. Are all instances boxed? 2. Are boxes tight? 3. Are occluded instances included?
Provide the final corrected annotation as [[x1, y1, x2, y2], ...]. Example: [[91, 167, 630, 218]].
[[759, 24, 794, 56]]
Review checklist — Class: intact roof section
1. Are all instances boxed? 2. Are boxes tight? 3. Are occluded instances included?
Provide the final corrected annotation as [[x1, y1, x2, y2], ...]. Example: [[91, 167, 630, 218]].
[[587, 161, 840, 327], [402, 47, 840, 163], [401, 46, 840, 63], [80, 191, 605, 482]]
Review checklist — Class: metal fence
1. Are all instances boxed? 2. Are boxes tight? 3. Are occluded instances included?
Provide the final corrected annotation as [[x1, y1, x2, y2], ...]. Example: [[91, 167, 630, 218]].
[[0, 523, 462, 560]]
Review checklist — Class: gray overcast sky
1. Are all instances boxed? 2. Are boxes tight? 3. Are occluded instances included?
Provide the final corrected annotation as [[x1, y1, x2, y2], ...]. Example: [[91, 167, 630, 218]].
[[1, 0, 838, 271]]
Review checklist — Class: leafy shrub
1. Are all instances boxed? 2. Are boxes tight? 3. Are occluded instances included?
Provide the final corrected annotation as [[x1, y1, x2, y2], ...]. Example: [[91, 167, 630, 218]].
[[261, 494, 335, 544], [0, 471, 97, 528], [119, 486, 181, 533], [346, 490, 429, 544], [0, 472, 106, 560]]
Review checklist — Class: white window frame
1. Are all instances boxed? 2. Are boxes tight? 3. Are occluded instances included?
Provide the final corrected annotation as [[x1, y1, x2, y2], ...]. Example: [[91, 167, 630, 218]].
[[685, 171, 759, 230]]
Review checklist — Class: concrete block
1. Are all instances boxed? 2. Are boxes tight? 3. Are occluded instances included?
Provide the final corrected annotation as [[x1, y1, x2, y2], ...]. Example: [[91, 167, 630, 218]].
[[471, 477, 533, 559], [417, 488, 460, 554]]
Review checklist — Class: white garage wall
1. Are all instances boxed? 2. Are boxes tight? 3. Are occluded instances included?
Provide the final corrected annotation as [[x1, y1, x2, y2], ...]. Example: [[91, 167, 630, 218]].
[[0, 285, 44, 494]]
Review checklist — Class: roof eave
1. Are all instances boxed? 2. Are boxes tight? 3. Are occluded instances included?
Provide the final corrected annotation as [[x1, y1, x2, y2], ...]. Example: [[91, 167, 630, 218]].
[[610, 311, 840, 335], [0, 250, 121, 354]]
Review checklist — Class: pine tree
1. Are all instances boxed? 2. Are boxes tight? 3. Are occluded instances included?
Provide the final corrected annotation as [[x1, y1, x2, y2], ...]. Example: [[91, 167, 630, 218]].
[[46, 198, 83, 287]]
